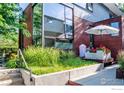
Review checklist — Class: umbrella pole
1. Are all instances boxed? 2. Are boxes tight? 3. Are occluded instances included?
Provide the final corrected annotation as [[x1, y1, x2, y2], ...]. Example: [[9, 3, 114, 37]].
[[101, 34, 103, 45], [101, 30, 103, 45], [90, 34, 94, 49]]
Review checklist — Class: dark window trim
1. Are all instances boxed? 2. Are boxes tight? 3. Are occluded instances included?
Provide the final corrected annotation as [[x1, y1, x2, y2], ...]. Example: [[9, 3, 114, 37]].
[[44, 15, 64, 22], [32, 3, 37, 8], [87, 3, 93, 12], [60, 3, 73, 9], [64, 4, 74, 41]]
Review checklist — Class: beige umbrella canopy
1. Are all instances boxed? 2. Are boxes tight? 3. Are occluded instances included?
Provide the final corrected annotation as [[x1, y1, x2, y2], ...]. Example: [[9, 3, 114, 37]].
[[85, 25, 119, 48], [85, 25, 119, 35]]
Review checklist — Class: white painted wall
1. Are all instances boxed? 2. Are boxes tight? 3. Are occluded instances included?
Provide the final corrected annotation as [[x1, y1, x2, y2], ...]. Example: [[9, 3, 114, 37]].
[[74, 3, 110, 22]]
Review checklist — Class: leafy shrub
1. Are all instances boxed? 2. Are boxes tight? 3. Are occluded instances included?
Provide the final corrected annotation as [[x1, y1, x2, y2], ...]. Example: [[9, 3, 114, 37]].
[[22, 46, 98, 75], [117, 50, 124, 70], [24, 47, 60, 66], [5, 59, 17, 68], [60, 50, 75, 60], [9, 53, 17, 59]]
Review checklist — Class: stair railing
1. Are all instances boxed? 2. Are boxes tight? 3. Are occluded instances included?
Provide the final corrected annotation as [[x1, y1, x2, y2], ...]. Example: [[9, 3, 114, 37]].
[[2, 50, 5, 66], [17, 49, 33, 82]]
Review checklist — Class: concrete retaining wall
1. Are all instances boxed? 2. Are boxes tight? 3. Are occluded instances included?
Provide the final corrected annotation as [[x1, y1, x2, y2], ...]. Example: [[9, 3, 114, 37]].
[[20, 63, 104, 85]]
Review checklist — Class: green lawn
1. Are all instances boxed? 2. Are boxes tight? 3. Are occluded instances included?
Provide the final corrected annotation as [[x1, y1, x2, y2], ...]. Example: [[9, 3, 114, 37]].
[[29, 58, 97, 75]]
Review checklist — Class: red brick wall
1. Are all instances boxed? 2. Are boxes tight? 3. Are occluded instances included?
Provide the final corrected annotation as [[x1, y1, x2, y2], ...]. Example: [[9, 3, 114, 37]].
[[23, 4, 33, 48], [73, 16, 93, 55], [94, 17, 122, 59], [121, 17, 124, 49], [74, 16, 122, 59]]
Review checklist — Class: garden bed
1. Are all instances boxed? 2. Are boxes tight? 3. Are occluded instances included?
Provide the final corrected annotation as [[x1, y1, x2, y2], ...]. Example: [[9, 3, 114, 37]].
[[20, 63, 103, 85], [22, 47, 98, 75], [29, 59, 98, 75], [5, 47, 104, 85]]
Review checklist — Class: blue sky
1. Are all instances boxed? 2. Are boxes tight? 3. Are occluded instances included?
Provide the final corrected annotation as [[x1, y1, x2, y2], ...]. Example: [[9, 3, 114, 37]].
[[19, 3, 29, 10]]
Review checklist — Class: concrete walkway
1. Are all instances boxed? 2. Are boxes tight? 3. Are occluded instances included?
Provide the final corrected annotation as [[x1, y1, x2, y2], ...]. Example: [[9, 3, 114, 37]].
[[74, 65, 124, 85]]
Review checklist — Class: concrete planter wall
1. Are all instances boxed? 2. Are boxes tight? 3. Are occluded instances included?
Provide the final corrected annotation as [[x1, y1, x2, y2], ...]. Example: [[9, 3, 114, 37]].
[[20, 63, 104, 85]]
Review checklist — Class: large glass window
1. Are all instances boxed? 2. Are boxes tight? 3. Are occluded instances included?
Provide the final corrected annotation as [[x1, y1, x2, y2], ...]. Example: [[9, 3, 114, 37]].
[[44, 3, 64, 20], [87, 3, 93, 11], [65, 7, 72, 20], [44, 3, 73, 49], [33, 4, 43, 46], [75, 3, 93, 12]]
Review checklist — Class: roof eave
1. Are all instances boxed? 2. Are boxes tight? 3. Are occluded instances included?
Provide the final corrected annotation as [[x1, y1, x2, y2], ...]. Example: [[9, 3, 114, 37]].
[[103, 3, 124, 16]]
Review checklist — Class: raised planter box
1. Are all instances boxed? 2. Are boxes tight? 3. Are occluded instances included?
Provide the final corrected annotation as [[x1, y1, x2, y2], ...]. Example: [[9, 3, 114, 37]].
[[116, 68, 124, 79], [20, 63, 104, 85]]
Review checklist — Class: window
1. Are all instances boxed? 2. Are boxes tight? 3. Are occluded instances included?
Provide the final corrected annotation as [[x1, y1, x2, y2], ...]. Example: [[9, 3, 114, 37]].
[[87, 3, 93, 11], [109, 14, 113, 18], [65, 20, 73, 33], [44, 3, 73, 49], [44, 3, 64, 20], [110, 22, 120, 36], [110, 22, 119, 29], [65, 7, 72, 20], [33, 4, 43, 46], [75, 3, 93, 12], [65, 7, 73, 38], [109, 13, 116, 18]]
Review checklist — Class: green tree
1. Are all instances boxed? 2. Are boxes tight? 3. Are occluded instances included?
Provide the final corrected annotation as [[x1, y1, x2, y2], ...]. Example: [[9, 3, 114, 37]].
[[0, 3, 30, 39], [117, 3, 124, 12]]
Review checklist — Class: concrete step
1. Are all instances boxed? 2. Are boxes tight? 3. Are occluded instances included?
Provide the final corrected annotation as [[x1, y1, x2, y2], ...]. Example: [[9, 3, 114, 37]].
[[0, 73, 22, 80], [0, 69, 20, 74], [0, 69, 24, 85], [11, 78, 24, 85], [0, 77, 24, 85], [0, 69, 21, 78], [0, 79, 12, 85], [0, 67, 6, 69]]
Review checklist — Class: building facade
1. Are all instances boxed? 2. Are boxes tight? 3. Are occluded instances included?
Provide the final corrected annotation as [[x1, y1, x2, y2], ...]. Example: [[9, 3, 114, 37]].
[[20, 3, 124, 60]]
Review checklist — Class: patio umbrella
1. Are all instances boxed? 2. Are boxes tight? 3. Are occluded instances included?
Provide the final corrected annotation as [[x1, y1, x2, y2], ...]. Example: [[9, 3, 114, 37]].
[[85, 25, 119, 47], [85, 25, 119, 35]]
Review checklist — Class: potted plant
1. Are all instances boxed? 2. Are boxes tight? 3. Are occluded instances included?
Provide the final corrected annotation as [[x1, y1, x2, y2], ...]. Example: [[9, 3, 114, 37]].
[[116, 50, 124, 79]]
